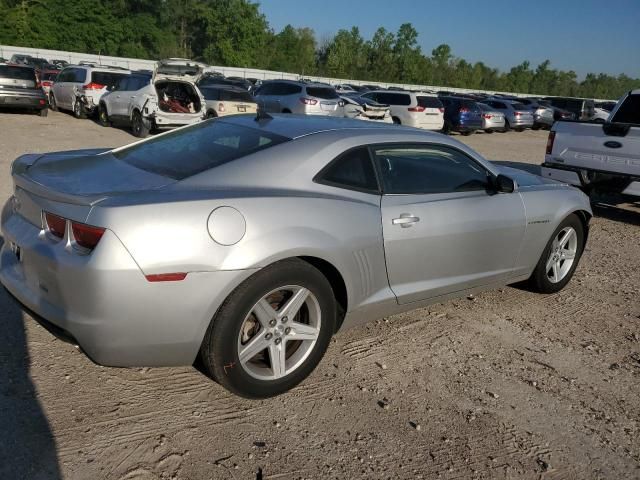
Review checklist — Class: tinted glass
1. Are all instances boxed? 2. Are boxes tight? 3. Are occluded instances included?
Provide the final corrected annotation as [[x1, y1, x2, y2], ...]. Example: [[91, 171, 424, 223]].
[[306, 87, 339, 99], [72, 68, 87, 83], [200, 87, 221, 100], [41, 71, 58, 81], [319, 147, 378, 192], [91, 71, 127, 88], [280, 83, 303, 95], [611, 94, 640, 124], [417, 96, 443, 108], [0, 66, 36, 81], [220, 90, 254, 102], [373, 145, 489, 194], [378, 93, 411, 105], [488, 101, 506, 109], [512, 103, 527, 110], [477, 103, 492, 112], [113, 121, 290, 180]]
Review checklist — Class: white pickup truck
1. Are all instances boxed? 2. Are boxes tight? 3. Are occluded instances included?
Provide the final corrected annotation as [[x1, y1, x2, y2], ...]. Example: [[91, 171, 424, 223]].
[[541, 89, 640, 198]]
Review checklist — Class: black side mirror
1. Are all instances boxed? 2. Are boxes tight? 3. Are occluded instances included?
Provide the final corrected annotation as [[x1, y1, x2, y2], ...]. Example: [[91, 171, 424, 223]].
[[493, 174, 515, 193]]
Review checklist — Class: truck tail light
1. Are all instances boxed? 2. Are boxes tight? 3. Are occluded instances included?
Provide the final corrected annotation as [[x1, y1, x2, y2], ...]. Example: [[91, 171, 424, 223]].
[[44, 212, 66, 238], [299, 97, 318, 105], [546, 131, 556, 155], [408, 106, 425, 112], [71, 221, 105, 250], [82, 82, 105, 90]]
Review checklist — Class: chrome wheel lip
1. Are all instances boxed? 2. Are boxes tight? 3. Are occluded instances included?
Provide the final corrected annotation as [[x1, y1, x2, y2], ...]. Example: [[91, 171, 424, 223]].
[[546, 226, 578, 284], [237, 285, 321, 381]]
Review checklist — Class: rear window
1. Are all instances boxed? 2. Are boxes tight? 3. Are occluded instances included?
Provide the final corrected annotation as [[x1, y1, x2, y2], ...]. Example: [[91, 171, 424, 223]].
[[41, 71, 58, 81], [0, 66, 36, 81], [113, 121, 290, 180], [91, 71, 128, 88], [220, 90, 254, 102], [417, 96, 443, 108], [512, 103, 527, 110], [200, 87, 220, 100], [611, 94, 640, 124], [306, 87, 339, 100]]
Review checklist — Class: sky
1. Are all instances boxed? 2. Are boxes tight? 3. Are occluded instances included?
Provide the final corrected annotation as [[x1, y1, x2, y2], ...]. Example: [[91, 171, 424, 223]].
[[259, 0, 640, 79]]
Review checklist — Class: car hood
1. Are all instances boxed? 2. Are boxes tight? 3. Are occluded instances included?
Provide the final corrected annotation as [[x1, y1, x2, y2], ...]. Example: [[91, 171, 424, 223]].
[[13, 149, 175, 200]]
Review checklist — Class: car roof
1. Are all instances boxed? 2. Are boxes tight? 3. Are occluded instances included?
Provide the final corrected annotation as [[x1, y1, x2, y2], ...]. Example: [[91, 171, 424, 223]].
[[219, 113, 431, 139], [200, 84, 249, 93]]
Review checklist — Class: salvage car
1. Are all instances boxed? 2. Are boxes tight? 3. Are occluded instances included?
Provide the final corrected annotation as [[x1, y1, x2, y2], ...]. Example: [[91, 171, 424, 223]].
[[341, 95, 392, 122], [124, 58, 206, 137], [97, 72, 152, 128], [199, 85, 257, 118], [0, 64, 48, 116], [50, 64, 130, 118], [0, 114, 592, 399]]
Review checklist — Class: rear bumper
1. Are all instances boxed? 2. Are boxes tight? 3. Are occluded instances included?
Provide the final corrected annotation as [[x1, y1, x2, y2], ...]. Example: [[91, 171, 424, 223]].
[[0, 92, 47, 110], [540, 162, 640, 197], [0, 208, 255, 366]]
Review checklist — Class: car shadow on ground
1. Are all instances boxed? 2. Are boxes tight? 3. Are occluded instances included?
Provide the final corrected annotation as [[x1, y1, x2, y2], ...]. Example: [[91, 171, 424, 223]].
[[0, 237, 61, 479]]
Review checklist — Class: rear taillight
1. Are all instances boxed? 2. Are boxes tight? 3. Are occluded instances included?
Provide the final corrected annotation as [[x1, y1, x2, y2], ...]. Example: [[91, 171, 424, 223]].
[[41, 81, 52, 87], [438, 107, 444, 113], [459, 107, 470, 113], [515, 111, 521, 117], [482, 114, 492, 119], [44, 212, 66, 239], [82, 82, 105, 90], [546, 131, 556, 155], [71, 221, 105, 250], [218, 102, 225, 112], [299, 97, 318, 105], [408, 106, 425, 112]]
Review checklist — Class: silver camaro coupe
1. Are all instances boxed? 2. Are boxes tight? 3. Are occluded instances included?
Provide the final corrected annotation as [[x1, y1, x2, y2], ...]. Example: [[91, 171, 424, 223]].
[[1, 114, 592, 398]]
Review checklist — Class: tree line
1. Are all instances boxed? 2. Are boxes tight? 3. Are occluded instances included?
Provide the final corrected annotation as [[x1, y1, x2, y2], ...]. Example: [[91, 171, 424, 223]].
[[1, 0, 637, 99]]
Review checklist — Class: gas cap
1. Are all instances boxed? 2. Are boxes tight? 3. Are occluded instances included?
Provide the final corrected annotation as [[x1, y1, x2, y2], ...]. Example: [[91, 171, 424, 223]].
[[207, 207, 246, 246]]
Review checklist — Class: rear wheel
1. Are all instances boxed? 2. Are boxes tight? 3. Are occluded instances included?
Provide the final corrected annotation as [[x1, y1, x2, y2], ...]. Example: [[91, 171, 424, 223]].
[[98, 104, 111, 127], [49, 94, 57, 112], [39, 108, 48, 117], [205, 110, 217, 119], [484, 129, 494, 134], [504, 119, 511, 131], [528, 214, 585, 294], [200, 259, 336, 399], [461, 130, 472, 136], [72, 97, 86, 119], [131, 110, 150, 138], [392, 117, 401, 125]]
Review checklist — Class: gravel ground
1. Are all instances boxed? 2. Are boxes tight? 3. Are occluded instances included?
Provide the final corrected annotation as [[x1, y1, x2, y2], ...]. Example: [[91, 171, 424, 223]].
[[1, 110, 639, 480]]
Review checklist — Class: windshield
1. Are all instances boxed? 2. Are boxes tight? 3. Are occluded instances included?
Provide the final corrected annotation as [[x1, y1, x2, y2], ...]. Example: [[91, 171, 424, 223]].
[[113, 121, 290, 180], [417, 96, 443, 108]]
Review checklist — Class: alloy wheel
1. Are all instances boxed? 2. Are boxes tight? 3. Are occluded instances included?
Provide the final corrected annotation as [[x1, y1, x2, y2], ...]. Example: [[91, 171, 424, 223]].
[[237, 285, 321, 381], [546, 226, 578, 283]]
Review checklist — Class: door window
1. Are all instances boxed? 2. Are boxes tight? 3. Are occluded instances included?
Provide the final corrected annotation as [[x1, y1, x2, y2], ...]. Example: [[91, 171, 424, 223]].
[[372, 144, 490, 194]]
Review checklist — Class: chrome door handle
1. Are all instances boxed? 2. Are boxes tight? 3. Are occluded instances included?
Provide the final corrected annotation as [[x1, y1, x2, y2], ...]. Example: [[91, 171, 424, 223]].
[[392, 214, 420, 228]]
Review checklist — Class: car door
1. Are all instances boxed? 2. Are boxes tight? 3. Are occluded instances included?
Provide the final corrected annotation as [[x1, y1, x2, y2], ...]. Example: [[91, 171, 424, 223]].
[[107, 76, 129, 117], [53, 68, 73, 108], [374, 143, 526, 304], [255, 83, 280, 112]]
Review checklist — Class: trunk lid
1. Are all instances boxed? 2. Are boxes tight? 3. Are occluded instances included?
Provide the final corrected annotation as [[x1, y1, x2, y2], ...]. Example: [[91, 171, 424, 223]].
[[153, 58, 205, 83]]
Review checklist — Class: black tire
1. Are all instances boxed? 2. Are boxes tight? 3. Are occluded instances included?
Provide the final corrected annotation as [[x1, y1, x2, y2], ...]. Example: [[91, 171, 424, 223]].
[[528, 214, 585, 294], [131, 110, 150, 138], [392, 117, 401, 125], [205, 110, 217, 119], [39, 108, 48, 117], [72, 97, 86, 119], [98, 104, 111, 127], [504, 119, 511, 132], [442, 121, 451, 134], [282, 109, 292, 114], [484, 129, 494, 134], [49, 94, 57, 112], [461, 131, 472, 136], [532, 124, 541, 131], [200, 258, 337, 399]]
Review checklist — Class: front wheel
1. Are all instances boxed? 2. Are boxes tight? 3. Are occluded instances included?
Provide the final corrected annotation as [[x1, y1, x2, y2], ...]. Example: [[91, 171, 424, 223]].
[[72, 97, 86, 119], [200, 259, 337, 398], [49, 94, 57, 112], [98, 104, 111, 127], [38, 108, 48, 117], [528, 214, 585, 293], [131, 110, 150, 138]]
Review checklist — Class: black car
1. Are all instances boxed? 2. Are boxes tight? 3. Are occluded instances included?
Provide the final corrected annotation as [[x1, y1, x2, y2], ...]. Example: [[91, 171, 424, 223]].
[[0, 64, 48, 116], [543, 97, 595, 121]]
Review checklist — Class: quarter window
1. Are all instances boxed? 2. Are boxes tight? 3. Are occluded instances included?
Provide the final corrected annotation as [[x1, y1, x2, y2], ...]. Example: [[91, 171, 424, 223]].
[[372, 144, 490, 195], [317, 147, 378, 193], [611, 94, 640, 124]]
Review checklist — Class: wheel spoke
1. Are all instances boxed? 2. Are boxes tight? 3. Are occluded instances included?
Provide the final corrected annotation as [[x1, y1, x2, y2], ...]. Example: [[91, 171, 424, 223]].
[[279, 287, 310, 320], [551, 262, 560, 282], [290, 321, 320, 341], [561, 250, 575, 260], [269, 342, 287, 379], [545, 255, 555, 274], [252, 298, 277, 328], [238, 334, 269, 364], [559, 228, 575, 248]]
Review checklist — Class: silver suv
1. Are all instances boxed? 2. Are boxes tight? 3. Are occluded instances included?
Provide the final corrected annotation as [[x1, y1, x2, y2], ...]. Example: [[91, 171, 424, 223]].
[[50, 64, 130, 118], [254, 80, 344, 116]]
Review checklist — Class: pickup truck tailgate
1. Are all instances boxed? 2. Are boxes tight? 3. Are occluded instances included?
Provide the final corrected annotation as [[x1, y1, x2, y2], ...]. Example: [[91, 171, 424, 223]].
[[546, 122, 640, 177]]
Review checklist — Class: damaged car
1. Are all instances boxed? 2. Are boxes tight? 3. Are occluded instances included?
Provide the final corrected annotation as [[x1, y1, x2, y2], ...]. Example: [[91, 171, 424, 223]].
[[124, 58, 206, 138], [341, 95, 392, 123], [50, 64, 130, 118]]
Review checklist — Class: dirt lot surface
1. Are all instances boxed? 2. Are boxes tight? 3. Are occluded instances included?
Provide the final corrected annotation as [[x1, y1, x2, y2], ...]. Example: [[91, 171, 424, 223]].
[[1, 111, 639, 480]]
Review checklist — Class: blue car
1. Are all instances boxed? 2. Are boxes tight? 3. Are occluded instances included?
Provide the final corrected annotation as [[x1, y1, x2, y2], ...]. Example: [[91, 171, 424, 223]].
[[439, 96, 483, 135]]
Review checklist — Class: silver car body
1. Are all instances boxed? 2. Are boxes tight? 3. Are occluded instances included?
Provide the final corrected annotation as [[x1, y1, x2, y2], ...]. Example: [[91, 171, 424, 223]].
[[359, 90, 445, 130], [254, 80, 344, 116], [477, 103, 506, 131], [51, 65, 130, 115], [485, 99, 535, 130], [0, 115, 591, 368]]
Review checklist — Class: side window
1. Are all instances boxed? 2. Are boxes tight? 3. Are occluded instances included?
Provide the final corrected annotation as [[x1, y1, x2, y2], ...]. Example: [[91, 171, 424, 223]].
[[256, 83, 274, 95], [361, 92, 377, 102], [283, 83, 302, 95], [372, 144, 490, 195], [611, 94, 640, 124], [59, 68, 72, 82], [115, 77, 129, 91], [73, 68, 87, 83], [316, 147, 379, 193]]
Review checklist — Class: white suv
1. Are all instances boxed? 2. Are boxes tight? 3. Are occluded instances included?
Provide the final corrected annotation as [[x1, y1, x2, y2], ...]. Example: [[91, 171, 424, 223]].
[[101, 59, 206, 137], [358, 90, 444, 130], [50, 65, 130, 118]]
